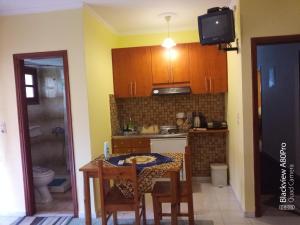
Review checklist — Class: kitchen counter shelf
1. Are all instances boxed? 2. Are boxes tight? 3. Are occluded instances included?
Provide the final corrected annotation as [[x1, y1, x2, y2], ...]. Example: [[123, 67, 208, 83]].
[[112, 133, 188, 139], [188, 129, 229, 134]]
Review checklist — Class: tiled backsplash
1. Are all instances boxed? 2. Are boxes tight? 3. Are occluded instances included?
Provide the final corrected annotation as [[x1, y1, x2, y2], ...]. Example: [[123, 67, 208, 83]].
[[188, 132, 227, 177], [110, 94, 225, 135]]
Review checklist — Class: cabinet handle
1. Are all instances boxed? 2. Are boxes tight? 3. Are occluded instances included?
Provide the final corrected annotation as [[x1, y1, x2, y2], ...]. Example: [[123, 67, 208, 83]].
[[205, 77, 208, 92], [134, 81, 137, 96], [130, 82, 133, 96], [209, 78, 212, 93]]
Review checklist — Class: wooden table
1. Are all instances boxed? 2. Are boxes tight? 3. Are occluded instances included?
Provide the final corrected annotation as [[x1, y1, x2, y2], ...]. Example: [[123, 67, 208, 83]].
[[79, 153, 183, 225]]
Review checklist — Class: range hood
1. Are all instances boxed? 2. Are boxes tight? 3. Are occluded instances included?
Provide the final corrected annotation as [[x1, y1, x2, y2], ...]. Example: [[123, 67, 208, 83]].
[[152, 86, 191, 95]]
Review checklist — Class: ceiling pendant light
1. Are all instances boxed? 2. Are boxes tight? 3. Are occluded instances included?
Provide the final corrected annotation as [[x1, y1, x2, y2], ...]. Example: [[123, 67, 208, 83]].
[[162, 15, 176, 49]]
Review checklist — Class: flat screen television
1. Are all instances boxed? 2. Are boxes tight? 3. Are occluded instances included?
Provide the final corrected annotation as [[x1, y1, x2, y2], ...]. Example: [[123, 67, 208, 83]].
[[198, 9, 235, 45]]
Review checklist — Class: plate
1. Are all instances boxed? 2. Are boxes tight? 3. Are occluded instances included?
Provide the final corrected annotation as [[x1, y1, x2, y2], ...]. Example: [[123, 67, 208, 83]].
[[125, 155, 156, 164]]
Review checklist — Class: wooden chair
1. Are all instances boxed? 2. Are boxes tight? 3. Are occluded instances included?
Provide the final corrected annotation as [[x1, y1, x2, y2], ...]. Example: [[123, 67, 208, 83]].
[[97, 159, 146, 225], [151, 147, 194, 225]]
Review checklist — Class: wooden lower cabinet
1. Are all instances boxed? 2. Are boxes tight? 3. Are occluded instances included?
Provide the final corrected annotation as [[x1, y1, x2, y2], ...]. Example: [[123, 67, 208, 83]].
[[112, 138, 150, 154]]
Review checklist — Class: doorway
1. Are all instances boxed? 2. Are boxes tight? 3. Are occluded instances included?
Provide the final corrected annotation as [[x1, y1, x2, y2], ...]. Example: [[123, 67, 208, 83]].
[[13, 51, 78, 216], [252, 35, 300, 217]]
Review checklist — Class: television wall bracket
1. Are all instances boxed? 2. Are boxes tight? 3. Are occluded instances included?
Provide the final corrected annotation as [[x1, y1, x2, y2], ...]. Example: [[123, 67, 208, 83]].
[[218, 39, 239, 53]]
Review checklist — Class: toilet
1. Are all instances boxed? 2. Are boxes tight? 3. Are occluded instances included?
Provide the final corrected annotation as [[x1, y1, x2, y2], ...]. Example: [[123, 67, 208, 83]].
[[32, 166, 55, 203]]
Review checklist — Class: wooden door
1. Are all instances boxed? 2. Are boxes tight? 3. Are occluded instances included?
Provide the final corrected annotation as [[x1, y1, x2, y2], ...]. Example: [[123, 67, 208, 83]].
[[171, 44, 190, 84], [189, 43, 208, 93], [131, 47, 152, 97], [205, 45, 228, 93], [151, 46, 170, 85], [112, 48, 133, 97]]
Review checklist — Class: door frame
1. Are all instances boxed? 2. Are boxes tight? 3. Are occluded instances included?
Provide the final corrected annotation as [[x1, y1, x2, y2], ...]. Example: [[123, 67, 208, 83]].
[[13, 50, 78, 216], [251, 34, 300, 217]]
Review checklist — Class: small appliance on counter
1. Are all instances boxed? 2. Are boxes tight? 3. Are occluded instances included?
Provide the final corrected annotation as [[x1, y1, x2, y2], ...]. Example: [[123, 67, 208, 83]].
[[192, 112, 207, 128], [207, 121, 228, 129]]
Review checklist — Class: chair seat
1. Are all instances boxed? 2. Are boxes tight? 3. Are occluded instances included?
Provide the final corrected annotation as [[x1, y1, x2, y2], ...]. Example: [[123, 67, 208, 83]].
[[152, 181, 189, 198]]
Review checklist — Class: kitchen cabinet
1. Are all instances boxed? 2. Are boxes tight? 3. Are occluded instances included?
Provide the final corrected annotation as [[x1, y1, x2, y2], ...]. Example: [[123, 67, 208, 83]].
[[112, 138, 150, 154], [189, 43, 228, 93], [151, 44, 190, 85], [112, 43, 228, 98], [112, 47, 152, 98]]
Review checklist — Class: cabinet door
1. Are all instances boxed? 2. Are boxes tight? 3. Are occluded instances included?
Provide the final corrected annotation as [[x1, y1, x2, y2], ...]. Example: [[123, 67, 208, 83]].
[[204, 46, 228, 93], [151, 46, 170, 85], [171, 44, 190, 84], [189, 43, 227, 93], [112, 47, 152, 97], [131, 47, 152, 97], [189, 43, 208, 93], [112, 138, 150, 154], [112, 48, 133, 98]]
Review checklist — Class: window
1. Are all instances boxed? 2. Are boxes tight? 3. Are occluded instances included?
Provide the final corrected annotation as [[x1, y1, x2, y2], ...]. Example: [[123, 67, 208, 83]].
[[24, 67, 39, 105]]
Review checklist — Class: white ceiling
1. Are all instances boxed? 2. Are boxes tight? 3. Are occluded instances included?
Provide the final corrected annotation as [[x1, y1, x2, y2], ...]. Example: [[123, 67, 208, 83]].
[[0, 0, 232, 34]]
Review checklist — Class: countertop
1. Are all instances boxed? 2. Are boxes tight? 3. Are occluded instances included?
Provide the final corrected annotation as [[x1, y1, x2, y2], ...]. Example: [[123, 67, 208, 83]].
[[112, 133, 188, 139], [112, 129, 228, 139]]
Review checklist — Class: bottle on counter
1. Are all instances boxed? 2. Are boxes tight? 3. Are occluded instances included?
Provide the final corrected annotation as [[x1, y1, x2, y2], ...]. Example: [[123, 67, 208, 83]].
[[128, 117, 135, 131], [104, 141, 110, 160]]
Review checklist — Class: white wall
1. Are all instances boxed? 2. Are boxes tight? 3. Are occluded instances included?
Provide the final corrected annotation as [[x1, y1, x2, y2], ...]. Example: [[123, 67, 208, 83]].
[[0, 9, 92, 216], [226, 0, 246, 211], [239, 0, 300, 213]]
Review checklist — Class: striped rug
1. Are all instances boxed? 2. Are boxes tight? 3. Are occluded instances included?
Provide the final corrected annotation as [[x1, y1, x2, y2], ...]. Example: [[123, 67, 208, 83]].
[[12, 216, 72, 225], [68, 218, 213, 225]]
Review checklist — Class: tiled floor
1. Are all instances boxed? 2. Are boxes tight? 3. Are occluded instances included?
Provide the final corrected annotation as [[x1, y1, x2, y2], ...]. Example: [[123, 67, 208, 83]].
[[35, 189, 73, 216], [1, 183, 299, 225], [116, 182, 300, 225]]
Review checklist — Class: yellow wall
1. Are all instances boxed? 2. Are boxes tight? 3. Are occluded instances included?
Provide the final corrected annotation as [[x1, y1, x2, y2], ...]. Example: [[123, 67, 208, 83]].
[[83, 6, 118, 158], [226, 0, 246, 212], [237, 0, 300, 214], [0, 9, 92, 216], [117, 30, 199, 48], [83, 6, 119, 216]]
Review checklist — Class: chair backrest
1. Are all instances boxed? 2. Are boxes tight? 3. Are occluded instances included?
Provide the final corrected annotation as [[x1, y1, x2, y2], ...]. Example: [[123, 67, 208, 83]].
[[97, 159, 139, 205], [184, 146, 193, 193]]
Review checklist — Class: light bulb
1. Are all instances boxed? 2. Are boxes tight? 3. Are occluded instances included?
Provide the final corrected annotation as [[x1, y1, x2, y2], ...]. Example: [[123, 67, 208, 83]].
[[162, 37, 176, 49]]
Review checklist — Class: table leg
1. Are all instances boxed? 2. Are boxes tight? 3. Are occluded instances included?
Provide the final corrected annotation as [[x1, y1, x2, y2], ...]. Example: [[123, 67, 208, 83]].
[[83, 172, 91, 225], [171, 203, 178, 225]]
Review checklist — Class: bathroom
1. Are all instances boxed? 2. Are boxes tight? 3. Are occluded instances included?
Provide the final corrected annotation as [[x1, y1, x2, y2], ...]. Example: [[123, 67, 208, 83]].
[[24, 58, 74, 214]]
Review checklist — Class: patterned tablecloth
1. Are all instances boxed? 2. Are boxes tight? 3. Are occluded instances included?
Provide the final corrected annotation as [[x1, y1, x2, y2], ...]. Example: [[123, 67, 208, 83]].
[[93, 153, 183, 197]]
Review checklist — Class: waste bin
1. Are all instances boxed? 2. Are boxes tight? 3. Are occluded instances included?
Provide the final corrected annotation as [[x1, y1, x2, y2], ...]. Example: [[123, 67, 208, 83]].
[[210, 163, 228, 187]]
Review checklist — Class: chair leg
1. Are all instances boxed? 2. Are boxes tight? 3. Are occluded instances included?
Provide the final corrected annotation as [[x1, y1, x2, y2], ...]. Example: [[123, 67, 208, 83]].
[[101, 209, 107, 225], [187, 197, 195, 225], [152, 195, 160, 225], [158, 203, 162, 220], [142, 195, 147, 225], [171, 203, 178, 225], [113, 211, 118, 225], [135, 207, 141, 225]]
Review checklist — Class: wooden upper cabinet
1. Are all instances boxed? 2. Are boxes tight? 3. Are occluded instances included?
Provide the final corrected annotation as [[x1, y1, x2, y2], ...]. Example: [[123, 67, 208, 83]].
[[151, 46, 170, 85], [112, 47, 152, 98], [151, 44, 190, 86], [171, 44, 190, 84], [112, 43, 228, 98], [189, 43, 227, 94], [189, 43, 207, 93], [112, 48, 132, 97]]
